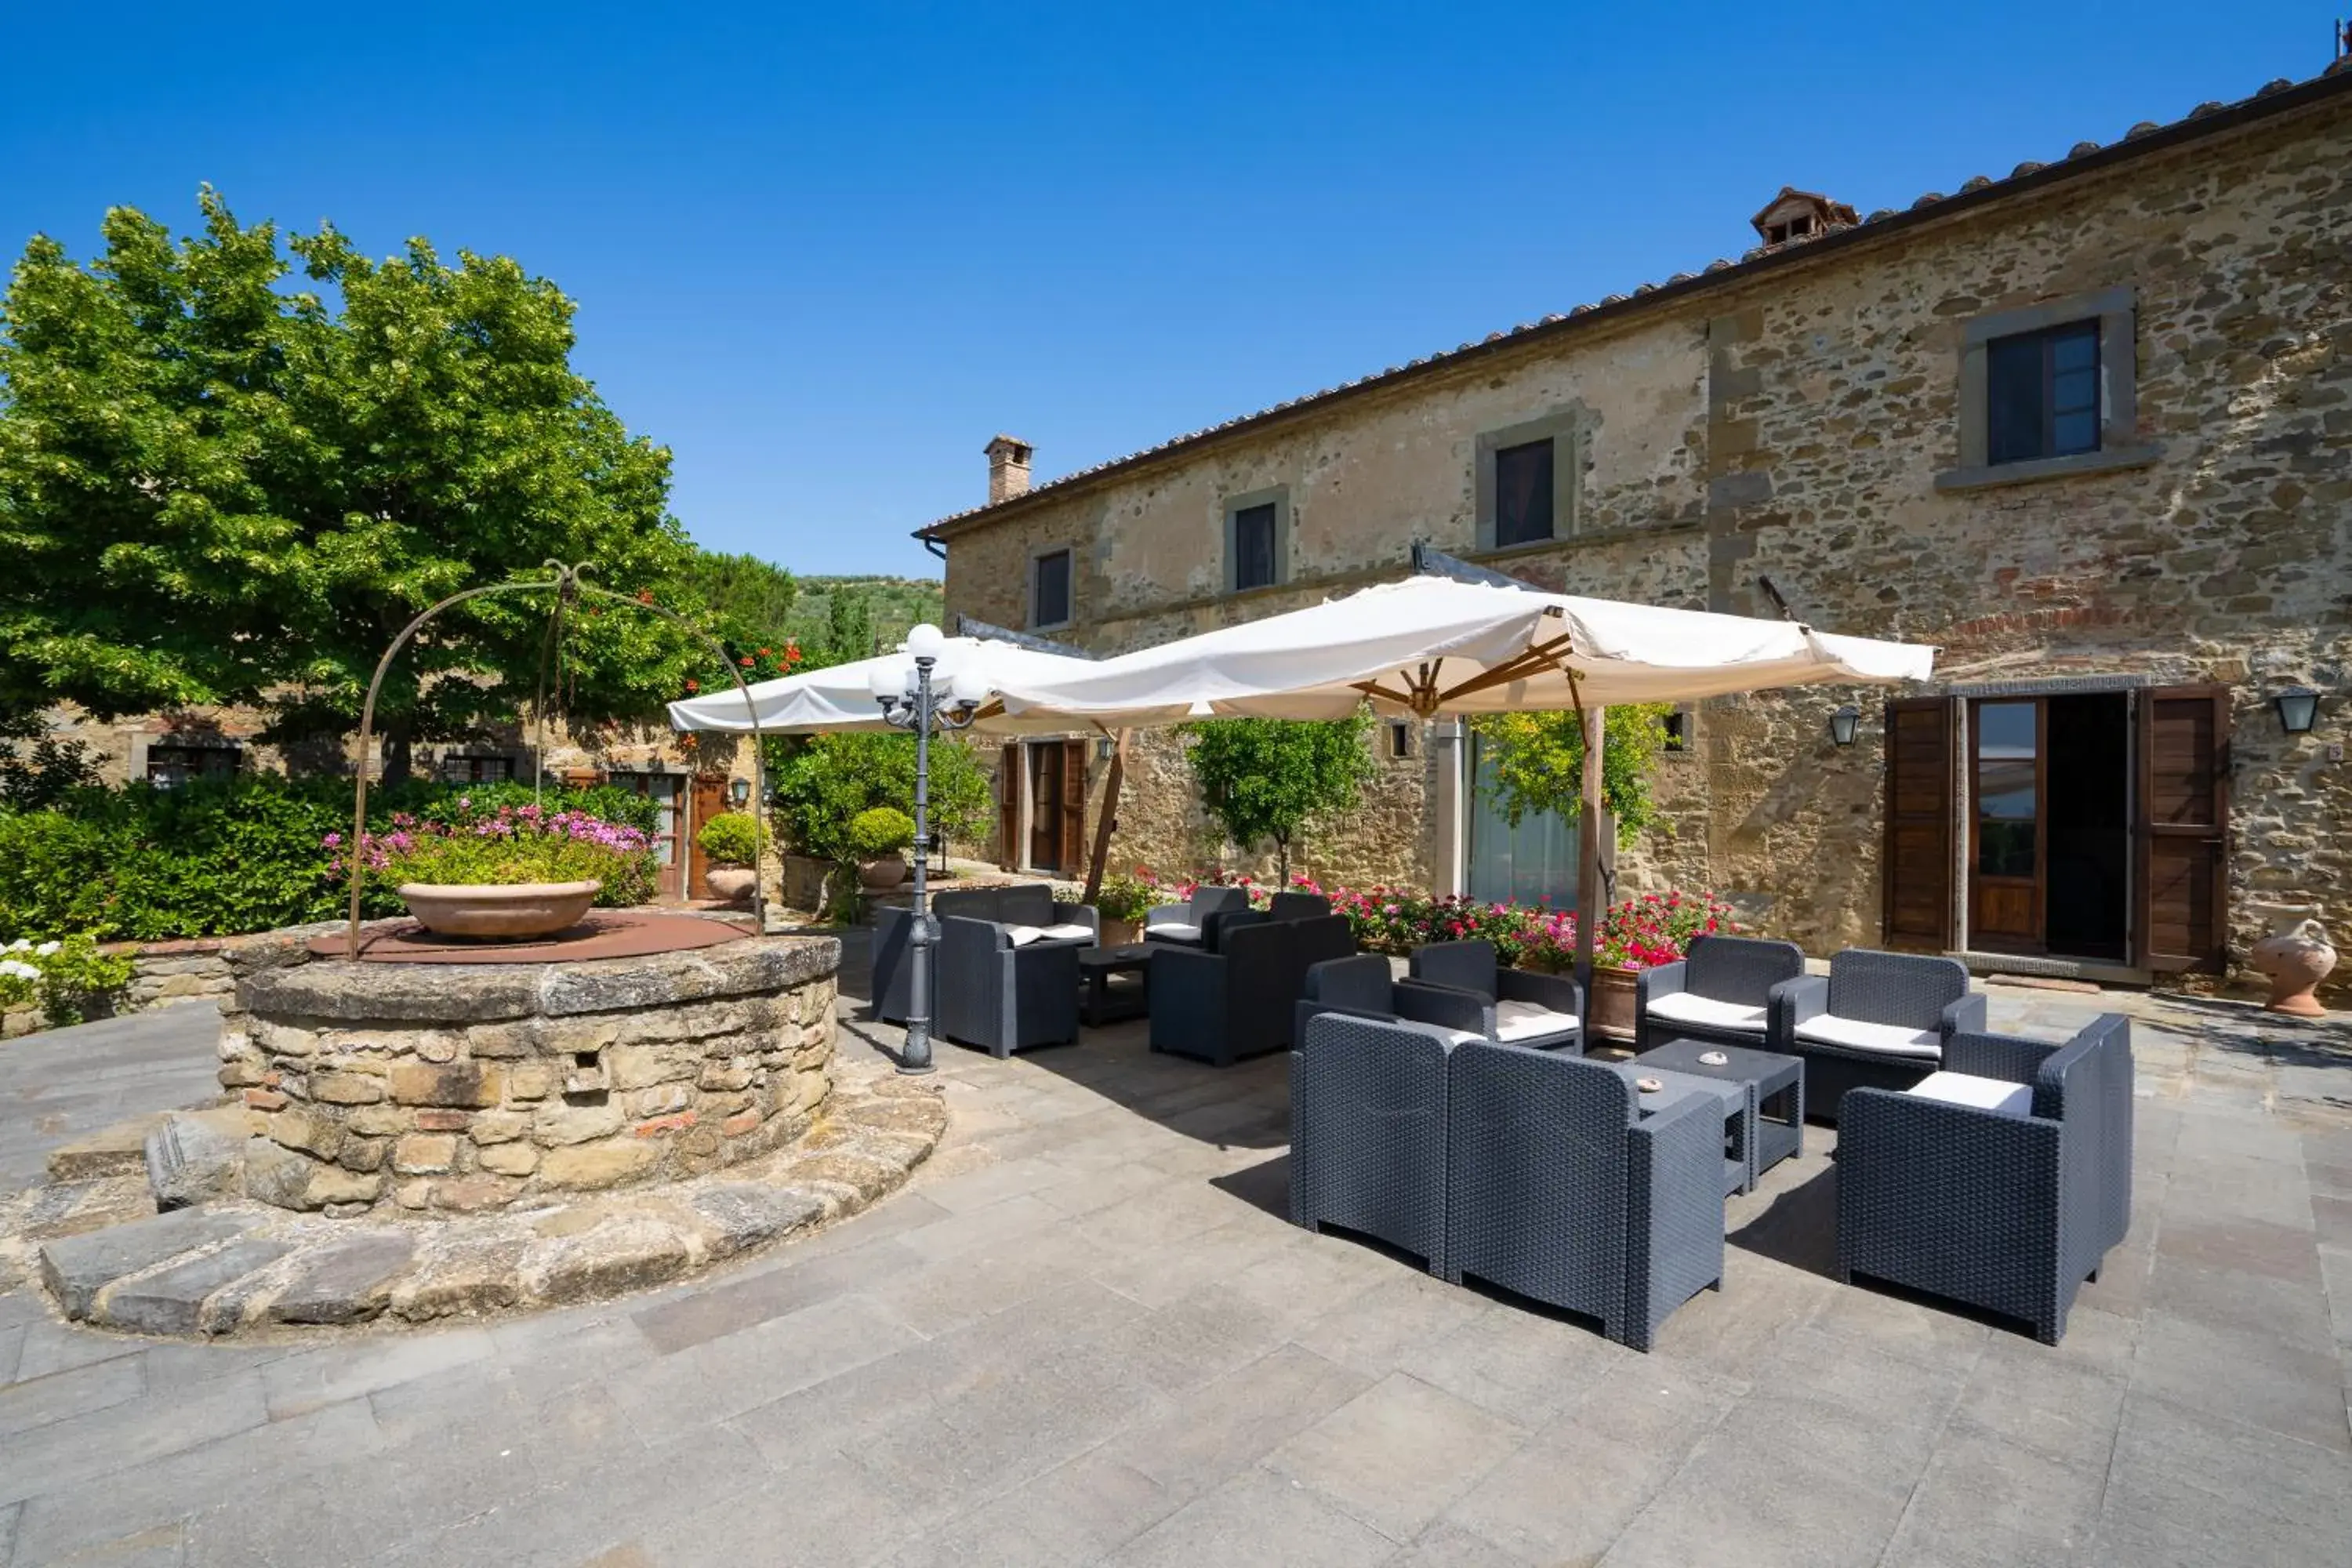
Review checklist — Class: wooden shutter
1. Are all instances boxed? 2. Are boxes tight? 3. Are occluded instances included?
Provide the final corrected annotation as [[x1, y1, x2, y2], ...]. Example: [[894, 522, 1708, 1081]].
[[2138, 685, 2231, 973], [1059, 741, 1087, 874], [1882, 698, 1954, 951], [996, 748, 1020, 871]]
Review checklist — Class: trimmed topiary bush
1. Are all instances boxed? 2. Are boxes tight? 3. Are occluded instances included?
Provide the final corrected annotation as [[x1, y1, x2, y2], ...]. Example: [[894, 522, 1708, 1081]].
[[847, 806, 915, 858], [695, 811, 762, 866]]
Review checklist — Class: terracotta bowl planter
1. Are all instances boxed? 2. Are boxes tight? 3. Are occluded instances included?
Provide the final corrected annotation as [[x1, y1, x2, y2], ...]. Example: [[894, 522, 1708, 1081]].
[[858, 854, 908, 891], [704, 865, 758, 905], [397, 881, 601, 940], [1100, 916, 1142, 947]]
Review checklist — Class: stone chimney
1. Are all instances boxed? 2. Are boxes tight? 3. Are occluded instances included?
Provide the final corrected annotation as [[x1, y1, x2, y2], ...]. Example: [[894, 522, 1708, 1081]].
[[1749, 187, 1858, 248], [985, 434, 1033, 504]]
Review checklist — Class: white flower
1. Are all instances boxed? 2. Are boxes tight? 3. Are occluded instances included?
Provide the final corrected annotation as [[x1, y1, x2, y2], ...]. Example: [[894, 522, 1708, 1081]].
[[0, 960, 40, 981], [34, 941, 60, 957], [4, 939, 27, 953]]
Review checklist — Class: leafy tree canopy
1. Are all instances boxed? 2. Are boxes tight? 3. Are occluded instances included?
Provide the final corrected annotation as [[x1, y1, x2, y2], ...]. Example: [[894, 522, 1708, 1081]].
[[677, 550, 797, 649], [0, 189, 697, 778], [1469, 705, 1673, 848], [1182, 713, 1376, 885]]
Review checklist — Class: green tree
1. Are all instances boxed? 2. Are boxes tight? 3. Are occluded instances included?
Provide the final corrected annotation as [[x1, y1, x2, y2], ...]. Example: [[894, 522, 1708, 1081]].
[[677, 550, 797, 648], [1182, 713, 1376, 886], [1468, 705, 1673, 847], [0, 189, 697, 779], [817, 589, 874, 669], [766, 731, 990, 864]]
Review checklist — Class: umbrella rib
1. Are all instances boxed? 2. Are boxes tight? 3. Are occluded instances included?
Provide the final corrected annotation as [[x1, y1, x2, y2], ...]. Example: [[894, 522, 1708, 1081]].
[[1434, 632, 1578, 704], [1352, 681, 1420, 707]]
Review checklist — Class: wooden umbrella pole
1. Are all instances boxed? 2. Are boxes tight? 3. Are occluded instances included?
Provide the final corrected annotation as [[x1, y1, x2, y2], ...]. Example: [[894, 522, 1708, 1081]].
[[1573, 696, 1606, 995], [1082, 727, 1129, 907]]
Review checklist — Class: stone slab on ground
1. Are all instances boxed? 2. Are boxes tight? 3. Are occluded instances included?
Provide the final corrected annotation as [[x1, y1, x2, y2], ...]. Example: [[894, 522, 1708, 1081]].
[[36, 1209, 258, 1319], [99, 1238, 295, 1336], [143, 1106, 250, 1210], [45, 1113, 170, 1183], [267, 1233, 418, 1326]]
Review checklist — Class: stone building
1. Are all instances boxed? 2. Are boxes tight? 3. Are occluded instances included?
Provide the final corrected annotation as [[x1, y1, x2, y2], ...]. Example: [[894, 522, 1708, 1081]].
[[918, 65, 2352, 995]]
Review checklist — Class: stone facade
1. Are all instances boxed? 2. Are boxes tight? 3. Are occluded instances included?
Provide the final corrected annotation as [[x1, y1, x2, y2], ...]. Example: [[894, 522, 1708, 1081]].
[[930, 74, 2352, 996], [220, 930, 840, 1215]]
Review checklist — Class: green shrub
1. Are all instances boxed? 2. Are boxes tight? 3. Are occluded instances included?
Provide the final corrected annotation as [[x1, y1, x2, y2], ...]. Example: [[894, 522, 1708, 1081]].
[[695, 811, 761, 866], [0, 934, 135, 1026], [0, 774, 661, 942], [767, 731, 988, 863], [847, 806, 915, 857]]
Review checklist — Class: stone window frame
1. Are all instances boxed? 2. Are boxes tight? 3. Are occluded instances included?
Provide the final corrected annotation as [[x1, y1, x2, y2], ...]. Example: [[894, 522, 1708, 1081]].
[[1222, 485, 1291, 594], [1474, 407, 1584, 551], [1028, 544, 1076, 632], [1936, 285, 2161, 492]]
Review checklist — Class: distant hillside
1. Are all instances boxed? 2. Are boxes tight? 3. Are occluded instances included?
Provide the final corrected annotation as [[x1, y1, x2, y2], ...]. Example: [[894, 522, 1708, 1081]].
[[789, 575, 943, 656]]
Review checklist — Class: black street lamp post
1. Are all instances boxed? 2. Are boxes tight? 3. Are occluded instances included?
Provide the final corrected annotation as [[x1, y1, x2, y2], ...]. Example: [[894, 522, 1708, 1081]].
[[869, 624, 982, 1074]]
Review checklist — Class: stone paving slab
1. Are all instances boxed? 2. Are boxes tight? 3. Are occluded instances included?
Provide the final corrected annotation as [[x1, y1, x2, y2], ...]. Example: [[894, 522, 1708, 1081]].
[[1, 950, 2348, 1566]]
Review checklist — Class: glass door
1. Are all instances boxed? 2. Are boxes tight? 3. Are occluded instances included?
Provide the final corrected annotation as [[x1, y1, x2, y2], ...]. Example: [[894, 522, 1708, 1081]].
[[1466, 734, 1577, 909], [1969, 700, 2044, 953]]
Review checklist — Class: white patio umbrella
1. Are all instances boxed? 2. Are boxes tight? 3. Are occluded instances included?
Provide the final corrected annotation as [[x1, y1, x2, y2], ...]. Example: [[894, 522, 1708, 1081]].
[[986, 573, 1935, 981], [984, 575, 1933, 724], [666, 635, 1098, 736]]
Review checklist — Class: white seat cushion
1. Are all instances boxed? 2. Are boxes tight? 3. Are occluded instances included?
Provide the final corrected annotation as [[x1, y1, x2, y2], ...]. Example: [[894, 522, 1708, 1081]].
[[1795, 1014, 1943, 1060], [1145, 921, 1202, 943], [1036, 923, 1094, 942], [1004, 924, 1046, 946], [1494, 999, 1578, 1043], [1646, 992, 1768, 1033], [1907, 1071, 2032, 1118]]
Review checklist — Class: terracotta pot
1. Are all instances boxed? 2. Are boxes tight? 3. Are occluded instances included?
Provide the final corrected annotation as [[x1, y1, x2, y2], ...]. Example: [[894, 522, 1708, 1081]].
[[703, 864, 758, 904], [2250, 913, 2337, 1018], [1586, 963, 1640, 1041], [1100, 916, 1142, 947], [858, 853, 908, 891], [397, 880, 601, 939]]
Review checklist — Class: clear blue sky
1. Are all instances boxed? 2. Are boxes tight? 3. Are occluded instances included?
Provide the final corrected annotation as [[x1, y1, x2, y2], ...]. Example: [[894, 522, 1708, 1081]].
[[2, 3, 2332, 579]]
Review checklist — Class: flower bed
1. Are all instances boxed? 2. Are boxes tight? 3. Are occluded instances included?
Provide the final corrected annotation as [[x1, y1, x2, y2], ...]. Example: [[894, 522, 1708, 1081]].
[[1131, 869, 1734, 971]]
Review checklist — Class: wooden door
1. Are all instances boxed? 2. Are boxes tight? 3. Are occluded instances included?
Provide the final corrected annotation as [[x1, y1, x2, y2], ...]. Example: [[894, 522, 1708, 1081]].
[[1060, 741, 1087, 873], [1969, 699, 2045, 953], [687, 774, 728, 899], [996, 749, 1019, 870], [2139, 685, 2230, 972], [1882, 698, 1954, 951], [1027, 742, 1066, 871]]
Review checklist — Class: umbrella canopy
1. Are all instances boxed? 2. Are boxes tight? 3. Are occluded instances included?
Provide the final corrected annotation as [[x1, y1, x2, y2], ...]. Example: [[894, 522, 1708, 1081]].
[[666, 636, 1097, 735], [988, 576, 1933, 724]]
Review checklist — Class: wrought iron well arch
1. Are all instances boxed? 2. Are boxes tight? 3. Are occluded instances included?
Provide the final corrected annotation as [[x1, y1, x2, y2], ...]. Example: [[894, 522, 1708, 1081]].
[[343, 561, 768, 952]]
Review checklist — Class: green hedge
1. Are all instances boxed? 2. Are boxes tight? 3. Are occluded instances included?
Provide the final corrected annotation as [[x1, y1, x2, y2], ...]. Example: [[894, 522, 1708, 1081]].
[[0, 775, 662, 943]]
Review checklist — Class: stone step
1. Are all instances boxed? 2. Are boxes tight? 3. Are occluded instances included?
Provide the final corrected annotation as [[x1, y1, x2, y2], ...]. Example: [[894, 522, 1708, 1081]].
[[38, 1209, 259, 1319], [45, 1113, 170, 1183]]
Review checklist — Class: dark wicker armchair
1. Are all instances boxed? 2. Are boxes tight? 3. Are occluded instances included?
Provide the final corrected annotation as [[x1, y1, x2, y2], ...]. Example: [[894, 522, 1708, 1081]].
[[1151, 913, 1355, 1066], [1837, 1014, 2133, 1344], [1407, 939, 1584, 1053], [1445, 1041, 1726, 1352], [933, 915, 1082, 1058], [1766, 949, 1985, 1121], [1143, 885, 1251, 951], [873, 884, 1094, 1026], [1290, 1012, 1481, 1277], [1635, 934, 1805, 1052], [1290, 954, 1491, 1051]]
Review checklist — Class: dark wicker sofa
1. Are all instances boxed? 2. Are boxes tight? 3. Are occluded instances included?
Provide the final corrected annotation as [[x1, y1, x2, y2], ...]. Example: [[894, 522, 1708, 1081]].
[[1407, 939, 1584, 1053], [1635, 934, 1806, 1053]]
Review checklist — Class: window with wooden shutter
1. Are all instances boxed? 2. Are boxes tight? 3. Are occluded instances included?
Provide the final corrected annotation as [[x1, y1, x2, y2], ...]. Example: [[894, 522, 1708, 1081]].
[[1882, 697, 1955, 951], [2138, 685, 2231, 973]]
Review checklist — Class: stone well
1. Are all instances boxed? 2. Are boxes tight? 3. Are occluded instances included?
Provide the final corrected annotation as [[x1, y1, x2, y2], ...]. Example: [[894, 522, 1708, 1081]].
[[218, 931, 840, 1217]]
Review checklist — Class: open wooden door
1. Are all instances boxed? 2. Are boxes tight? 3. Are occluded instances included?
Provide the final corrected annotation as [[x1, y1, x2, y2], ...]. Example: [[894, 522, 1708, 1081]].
[[1059, 741, 1087, 875], [687, 774, 728, 901], [2138, 685, 2230, 973], [1882, 697, 1954, 952], [996, 748, 1020, 871]]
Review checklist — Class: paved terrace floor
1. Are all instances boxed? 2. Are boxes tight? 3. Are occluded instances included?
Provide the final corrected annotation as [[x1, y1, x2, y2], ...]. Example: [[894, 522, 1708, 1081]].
[[1, 941, 2348, 1567]]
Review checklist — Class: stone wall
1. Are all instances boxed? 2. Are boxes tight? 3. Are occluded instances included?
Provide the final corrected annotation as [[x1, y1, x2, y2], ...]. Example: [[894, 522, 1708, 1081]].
[[220, 931, 840, 1216], [932, 87, 2352, 993]]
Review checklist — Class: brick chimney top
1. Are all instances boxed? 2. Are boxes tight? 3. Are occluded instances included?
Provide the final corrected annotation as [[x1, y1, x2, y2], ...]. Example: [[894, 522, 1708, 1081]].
[[1749, 187, 1858, 248], [984, 435, 1033, 504]]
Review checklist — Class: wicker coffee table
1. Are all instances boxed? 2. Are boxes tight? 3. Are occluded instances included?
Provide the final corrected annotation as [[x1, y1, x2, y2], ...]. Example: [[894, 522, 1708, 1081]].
[[1077, 944, 1152, 1026], [1630, 1037, 1805, 1194]]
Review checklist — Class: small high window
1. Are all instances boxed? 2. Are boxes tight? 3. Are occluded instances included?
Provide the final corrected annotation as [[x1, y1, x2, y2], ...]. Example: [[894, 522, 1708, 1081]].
[[1388, 721, 1414, 760], [1494, 438, 1555, 547], [1232, 503, 1279, 591], [145, 742, 240, 789], [1987, 321, 2100, 465], [1031, 549, 1072, 629]]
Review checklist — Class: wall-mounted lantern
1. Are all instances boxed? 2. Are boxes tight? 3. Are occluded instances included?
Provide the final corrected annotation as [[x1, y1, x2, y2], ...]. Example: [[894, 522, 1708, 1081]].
[[729, 776, 752, 807], [2275, 686, 2320, 735], [1828, 705, 1861, 747]]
